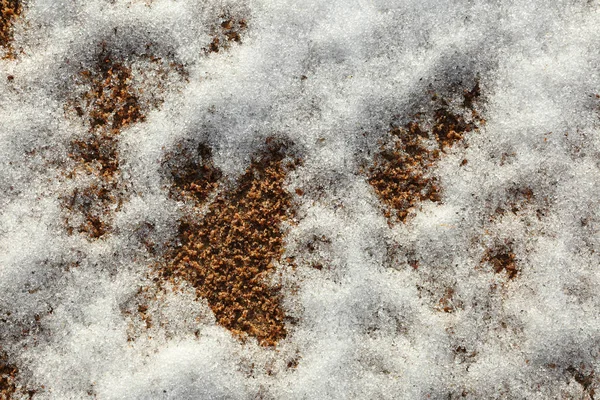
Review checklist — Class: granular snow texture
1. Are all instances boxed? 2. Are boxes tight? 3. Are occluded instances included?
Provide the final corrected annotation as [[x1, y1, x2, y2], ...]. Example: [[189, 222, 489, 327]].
[[2, 0, 600, 399]]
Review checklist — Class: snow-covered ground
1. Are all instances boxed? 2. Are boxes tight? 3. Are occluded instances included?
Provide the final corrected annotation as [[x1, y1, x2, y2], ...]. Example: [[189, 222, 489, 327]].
[[2, 0, 600, 398]]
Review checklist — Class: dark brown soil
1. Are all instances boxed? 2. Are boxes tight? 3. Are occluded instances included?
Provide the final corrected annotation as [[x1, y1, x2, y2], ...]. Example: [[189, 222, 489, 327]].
[[491, 186, 545, 220]]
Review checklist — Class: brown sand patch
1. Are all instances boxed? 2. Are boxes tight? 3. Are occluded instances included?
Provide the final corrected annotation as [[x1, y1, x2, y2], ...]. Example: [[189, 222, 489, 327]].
[[436, 287, 463, 313], [161, 139, 297, 346], [0, 356, 18, 400], [63, 46, 186, 239], [368, 82, 483, 224], [165, 143, 223, 204], [0, 0, 21, 58], [567, 366, 596, 399], [0, 353, 34, 400], [206, 15, 247, 54], [368, 124, 442, 223], [64, 50, 140, 238], [492, 186, 534, 218], [482, 242, 519, 280], [490, 186, 550, 221]]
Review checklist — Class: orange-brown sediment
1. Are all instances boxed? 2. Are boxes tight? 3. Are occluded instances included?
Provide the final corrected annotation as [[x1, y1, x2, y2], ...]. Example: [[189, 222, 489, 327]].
[[0, 353, 33, 399], [166, 143, 223, 203], [368, 82, 483, 223], [482, 243, 519, 280], [206, 15, 247, 54], [64, 47, 185, 239], [162, 140, 297, 346], [64, 50, 142, 238], [0, 356, 18, 399], [0, 0, 21, 58]]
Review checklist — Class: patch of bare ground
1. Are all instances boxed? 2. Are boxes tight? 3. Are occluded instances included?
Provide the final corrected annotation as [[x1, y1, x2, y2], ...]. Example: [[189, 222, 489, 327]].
[[0, 355, 17, 400], [160, 139, 299, 346], [368, 82, 484, 224], [566, 365, 597, 400], [63, 45, 186, 239], [377, 82, 488, 317], [205, 15, 247, 54], [481, 185, 551, 282], [481, 241, 519, 280], [435, 287, 464, 313], [0, 0, 21, 59], [0, 352, 34, 400], [489, 185, 550, 222], [164, 142, 223, 204]]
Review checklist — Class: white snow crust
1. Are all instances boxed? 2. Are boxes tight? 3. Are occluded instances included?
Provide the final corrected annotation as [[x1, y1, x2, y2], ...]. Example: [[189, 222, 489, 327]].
[[2, 0, 600, 398]]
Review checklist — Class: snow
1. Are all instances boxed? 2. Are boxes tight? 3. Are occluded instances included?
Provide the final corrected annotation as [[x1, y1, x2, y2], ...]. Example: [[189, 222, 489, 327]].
[[2, 0, 600, 398]]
